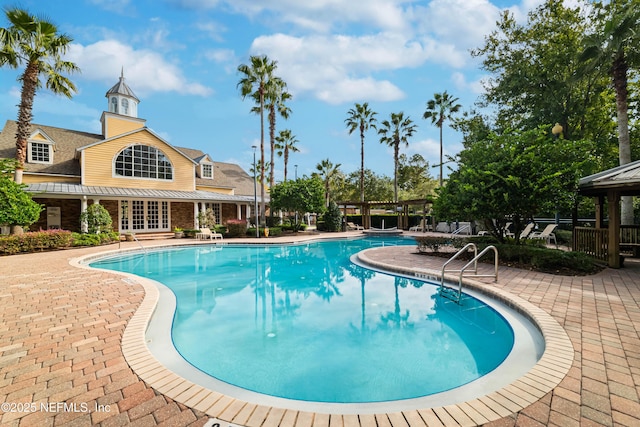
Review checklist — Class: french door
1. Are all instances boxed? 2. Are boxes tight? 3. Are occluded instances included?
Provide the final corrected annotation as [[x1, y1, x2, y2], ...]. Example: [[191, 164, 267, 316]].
[[120, 200, 169, 232]]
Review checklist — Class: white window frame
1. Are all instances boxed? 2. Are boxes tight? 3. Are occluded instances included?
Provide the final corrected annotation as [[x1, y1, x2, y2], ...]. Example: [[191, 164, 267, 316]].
[[119, 199, 171, 232], [113, 144, 174, 181], [201, 163, 213, 179], [28, 141, 53, 164]]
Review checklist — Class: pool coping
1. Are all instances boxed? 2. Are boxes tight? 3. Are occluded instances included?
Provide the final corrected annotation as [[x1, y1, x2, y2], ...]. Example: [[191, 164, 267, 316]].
[[70, 241, 574, 426]]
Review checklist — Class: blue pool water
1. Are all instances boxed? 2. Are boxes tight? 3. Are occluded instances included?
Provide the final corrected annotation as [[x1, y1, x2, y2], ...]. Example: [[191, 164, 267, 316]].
[[91, 236, 514, 403]]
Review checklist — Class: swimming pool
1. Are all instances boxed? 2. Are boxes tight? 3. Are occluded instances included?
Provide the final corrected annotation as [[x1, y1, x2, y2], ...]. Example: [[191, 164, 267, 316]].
[[90, 236, 540, 409]]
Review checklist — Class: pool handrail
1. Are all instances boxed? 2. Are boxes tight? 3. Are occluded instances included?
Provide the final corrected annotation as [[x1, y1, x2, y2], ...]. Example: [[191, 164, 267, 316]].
[[440, 244, 498, 303]]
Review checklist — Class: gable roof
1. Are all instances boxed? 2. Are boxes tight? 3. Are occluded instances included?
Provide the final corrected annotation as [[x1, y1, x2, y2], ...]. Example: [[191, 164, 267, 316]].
[[175, 146, 255, 196], [0, 120, 102, 176], [579, 159, 640, 196], [76, 127, 197, 164]]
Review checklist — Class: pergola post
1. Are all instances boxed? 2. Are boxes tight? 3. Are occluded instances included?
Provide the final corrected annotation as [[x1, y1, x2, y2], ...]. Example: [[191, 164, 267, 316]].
[[607, 190, 621, 268], [594, 195, 604, 228]]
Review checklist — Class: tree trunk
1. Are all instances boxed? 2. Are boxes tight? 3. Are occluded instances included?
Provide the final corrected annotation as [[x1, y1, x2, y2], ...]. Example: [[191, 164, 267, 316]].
[[259, 87, 266, 226], [15, 62, 39, 183], [612, 55, 634, 225], [360, 125, 365, 203]]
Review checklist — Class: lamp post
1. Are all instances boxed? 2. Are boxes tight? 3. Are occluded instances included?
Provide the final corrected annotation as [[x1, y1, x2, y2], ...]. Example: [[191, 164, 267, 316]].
[[551, 123, 563, 225], [552, 123, 563, 139], [252, 146, 259, 238], [294, 164, 299, 226]]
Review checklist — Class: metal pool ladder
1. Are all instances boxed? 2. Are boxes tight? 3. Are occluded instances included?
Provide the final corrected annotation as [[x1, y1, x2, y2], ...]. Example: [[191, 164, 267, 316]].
[[439, 243, 498, 303]]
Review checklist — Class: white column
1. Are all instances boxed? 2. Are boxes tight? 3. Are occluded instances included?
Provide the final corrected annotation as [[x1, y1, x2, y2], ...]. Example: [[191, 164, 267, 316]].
[[81, 196, 88, 233], [194, 202, 200, 229], [236, 203, 242, 219]]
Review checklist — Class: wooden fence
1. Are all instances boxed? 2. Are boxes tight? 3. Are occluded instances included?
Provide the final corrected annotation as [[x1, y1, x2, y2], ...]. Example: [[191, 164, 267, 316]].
[[574, 225, 640, 261]]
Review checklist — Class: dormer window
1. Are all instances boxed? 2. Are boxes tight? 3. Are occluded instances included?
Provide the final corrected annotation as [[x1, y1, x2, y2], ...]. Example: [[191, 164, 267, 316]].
[[201, 163, 213, 179], [28, 141, 53, 164], [114, 144, 173, 180]]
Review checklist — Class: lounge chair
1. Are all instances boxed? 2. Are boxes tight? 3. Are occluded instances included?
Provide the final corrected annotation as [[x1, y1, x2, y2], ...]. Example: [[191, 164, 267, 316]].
[[196, 227, 223, 240], [530, 224, 558, 246], [346, 222, 364, 230], [506, 223, 534, 240], [409, 219, 427, 232]]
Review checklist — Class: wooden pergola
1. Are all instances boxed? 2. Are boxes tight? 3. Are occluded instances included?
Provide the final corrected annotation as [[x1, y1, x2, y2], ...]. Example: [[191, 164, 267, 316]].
[[338, 198, 435, 230], [576, 160, 640, 268]]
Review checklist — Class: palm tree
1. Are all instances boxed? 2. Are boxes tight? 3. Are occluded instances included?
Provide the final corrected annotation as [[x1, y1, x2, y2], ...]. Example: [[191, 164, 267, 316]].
[[423, 91, 462, 187], [314, 159, 342, 207], [275, 129, 299, 182], [378, 112, 417, 203], [0, 7, 79, 184], [253, 77, 291, 188], [237, 55, 278, 225], [580, 2, 640, 225], [345, 102, 377, 203]]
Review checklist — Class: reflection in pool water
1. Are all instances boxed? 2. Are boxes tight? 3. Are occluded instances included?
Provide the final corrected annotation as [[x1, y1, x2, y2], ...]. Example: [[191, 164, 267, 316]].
[[91, 237, 514, 403]]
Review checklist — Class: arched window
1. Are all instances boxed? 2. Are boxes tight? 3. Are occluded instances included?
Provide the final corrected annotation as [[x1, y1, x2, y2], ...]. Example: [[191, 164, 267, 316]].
[[114, 145, 173, 180], [121, 98, 129, 115], [110, 97, 118, 113]]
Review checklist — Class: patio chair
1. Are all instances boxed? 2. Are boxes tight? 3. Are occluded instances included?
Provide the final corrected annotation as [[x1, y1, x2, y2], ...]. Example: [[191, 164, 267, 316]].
[[346, 222, 364, 230], [196, 227, 223, 240], [409, 219, 427, 232], [530, 224, 558, 247], [513, 223, 535, 240]]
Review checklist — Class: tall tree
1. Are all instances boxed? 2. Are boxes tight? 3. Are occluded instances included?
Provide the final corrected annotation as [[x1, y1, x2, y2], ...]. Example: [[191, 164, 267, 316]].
[[314, 159, 342, 207], [581, 0, 640, 224], [471, 1, 612, 152], [238, 55, 278, 225], [397, 153, 437, 200], [275, 129, 299, 182], [254, 76, 291, 188], [423, 91, 461, 187], [378, 112, 417, 202], [433, 127, 596, 243], [0, 7, 79, 184], [345, 102, 377, 203], [269, 177, 325, 230]]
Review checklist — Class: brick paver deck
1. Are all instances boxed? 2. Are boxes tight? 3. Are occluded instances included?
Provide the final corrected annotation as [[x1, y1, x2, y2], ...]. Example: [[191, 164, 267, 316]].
[[1, 234, 639, 426]]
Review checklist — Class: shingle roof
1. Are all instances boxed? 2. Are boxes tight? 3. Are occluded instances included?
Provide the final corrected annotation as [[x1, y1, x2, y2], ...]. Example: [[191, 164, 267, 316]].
[[0, 120, 256, 197], [0, 120, 102, 176], [174, 146, 256, 196], [25, 182, 267, 202]]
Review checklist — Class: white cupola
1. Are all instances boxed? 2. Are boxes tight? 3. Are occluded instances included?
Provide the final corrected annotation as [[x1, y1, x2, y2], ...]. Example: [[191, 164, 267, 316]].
[[105, 68, 140, 118]]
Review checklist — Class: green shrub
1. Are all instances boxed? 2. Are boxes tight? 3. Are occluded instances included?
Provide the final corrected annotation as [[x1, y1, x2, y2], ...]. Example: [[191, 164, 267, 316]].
[[268, 226, 282, 236], [72, 233, 101, 246], [0, 230, 73, 255], [320, 201, 342, 232], [226, 219, 247, 237], [415, 236, 451, 253], [183, 229, 198, 238], [488, 243, 600, 274], [79, 204, 112, 234]]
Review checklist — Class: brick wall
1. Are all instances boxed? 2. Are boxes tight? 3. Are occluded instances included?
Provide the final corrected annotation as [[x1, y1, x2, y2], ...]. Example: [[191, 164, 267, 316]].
[[171, 202, 195, 230], [32, 198, 82, 232]]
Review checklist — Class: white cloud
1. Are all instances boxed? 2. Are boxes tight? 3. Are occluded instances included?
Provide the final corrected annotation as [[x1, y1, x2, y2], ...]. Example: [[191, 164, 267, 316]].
[[66, 40, 213, 97], [88, 0, 132, 14], [249, 32, 448, 104], [221, 0, 413, 32], [451, 72, 486, 95]]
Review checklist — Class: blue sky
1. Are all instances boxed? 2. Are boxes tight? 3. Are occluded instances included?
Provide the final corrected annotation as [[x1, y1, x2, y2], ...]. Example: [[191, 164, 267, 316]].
[[0, 0, 546, 182]]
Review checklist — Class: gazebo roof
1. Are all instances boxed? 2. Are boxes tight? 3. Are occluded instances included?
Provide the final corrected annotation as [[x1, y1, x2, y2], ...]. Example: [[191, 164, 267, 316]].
[[579, 159, 640, 196]]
